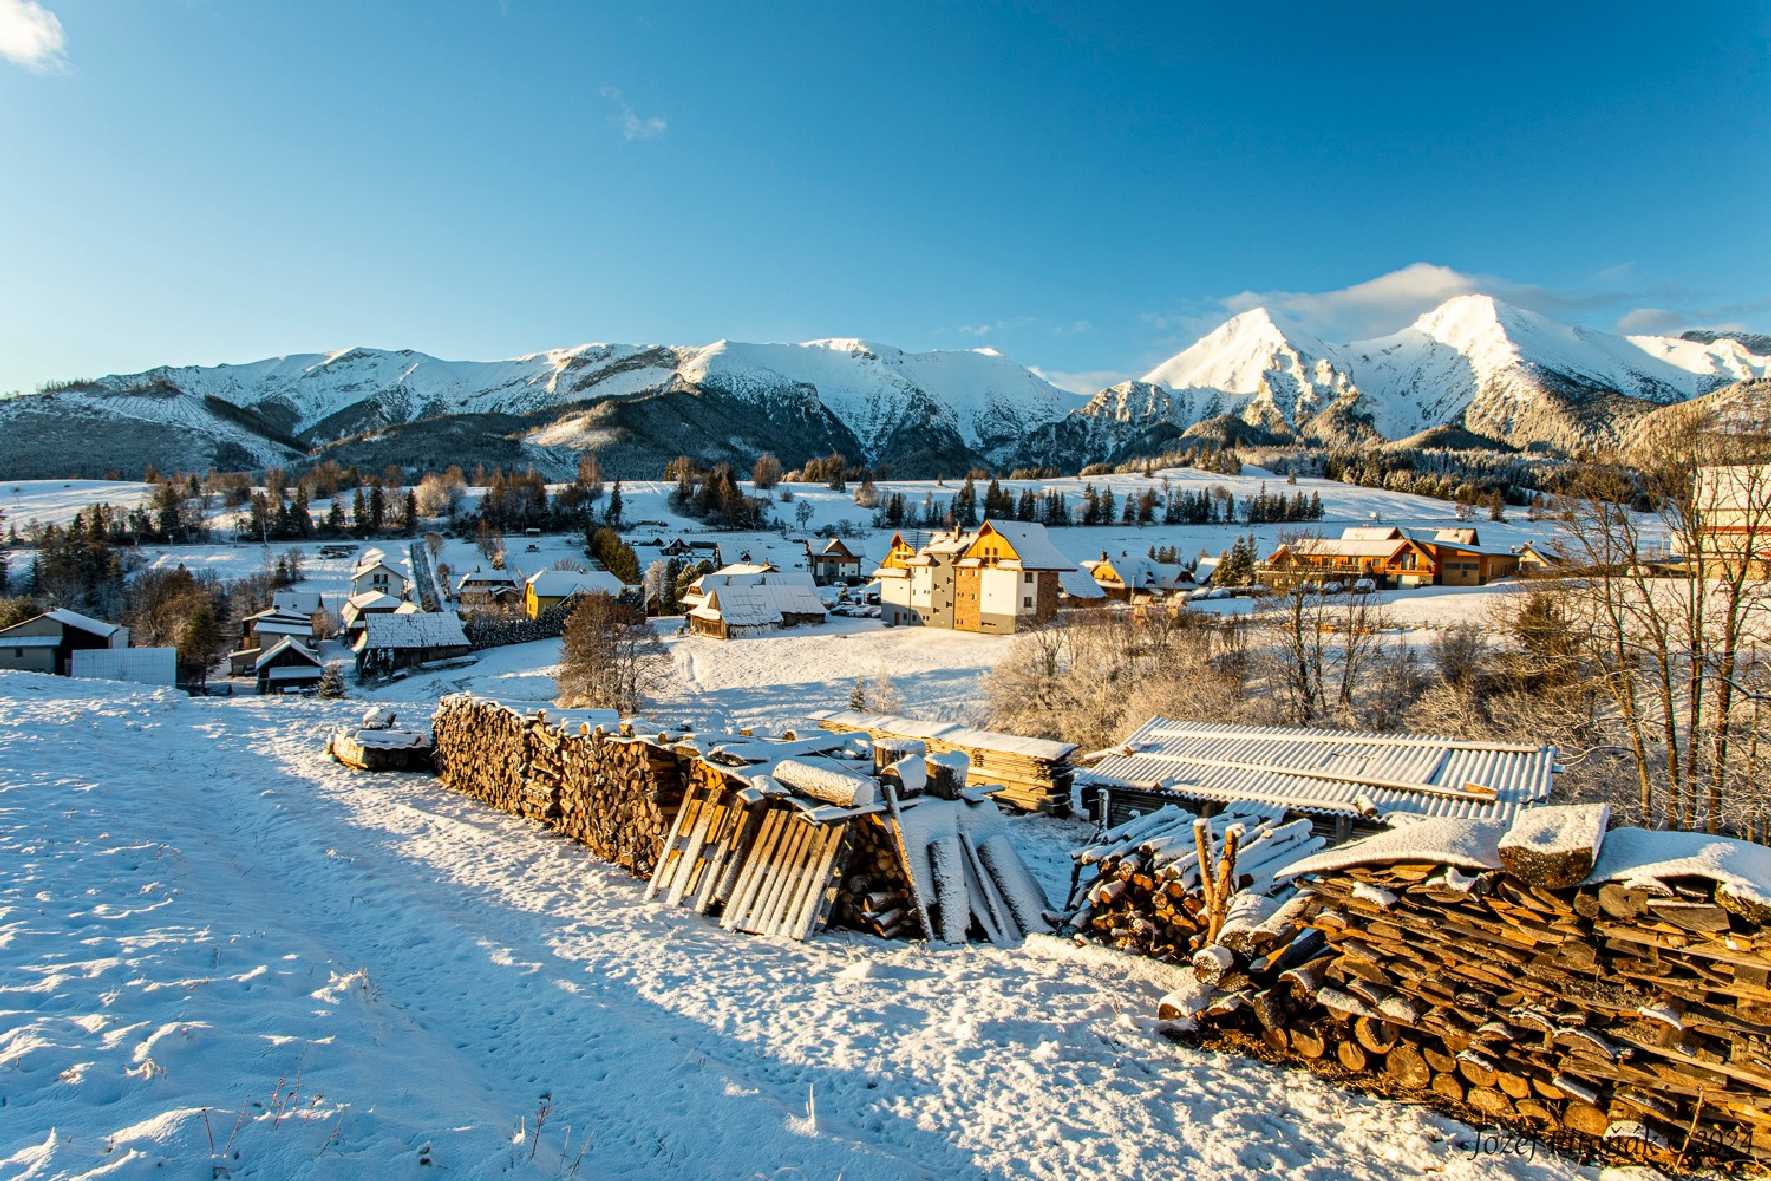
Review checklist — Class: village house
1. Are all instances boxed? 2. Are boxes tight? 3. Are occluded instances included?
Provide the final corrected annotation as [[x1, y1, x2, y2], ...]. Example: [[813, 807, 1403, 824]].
[[241, 606, 315, 647], [877, 519, 1076, 634], [1679, 463, 1771, 577], [1259, 525, 1521, 590], [352, 611, 471, 676], [455, 566, 523, 606], [806, 537, 864, 585], [1082, 550, 1193, 601], [877, 532, 918, 572], [1258, 527, 1437, 591], [524, 568, 631, 619], [340, 590, 405, 636], [349, 550, 408, 597], [657, 537, 724, 568], [255, 637, 325, 695], [684, 566, 826, 639], [0, 609, 129, 676]]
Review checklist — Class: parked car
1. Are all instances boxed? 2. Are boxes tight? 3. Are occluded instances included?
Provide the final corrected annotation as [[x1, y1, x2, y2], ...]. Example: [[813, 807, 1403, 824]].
[[1352, 577, 1377, 594], [1320, 581, 1344, 595]]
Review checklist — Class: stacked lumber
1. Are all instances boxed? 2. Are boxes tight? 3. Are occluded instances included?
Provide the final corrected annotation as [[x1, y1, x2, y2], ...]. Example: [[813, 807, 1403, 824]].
[[1171, 806, 1771, 1168], [432, 695, 530, 812], [816, 710, 1075, 812], [1064, 802, 1323, 965], [829, 815, 921, 939]]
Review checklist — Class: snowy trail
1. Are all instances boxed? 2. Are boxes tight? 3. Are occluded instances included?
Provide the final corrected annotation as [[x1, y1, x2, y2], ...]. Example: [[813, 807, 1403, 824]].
[[1, 674, 1605, 1180]]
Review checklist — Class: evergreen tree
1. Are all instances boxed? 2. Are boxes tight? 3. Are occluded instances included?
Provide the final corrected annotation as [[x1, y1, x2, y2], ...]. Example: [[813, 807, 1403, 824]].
[[404, 489, 419, 535], [316, 662, 346, 699], [604, 481, 625, 527], [368, 482, 387, 532], [953, 476, 978, 528], [351, 487, 368, 537]]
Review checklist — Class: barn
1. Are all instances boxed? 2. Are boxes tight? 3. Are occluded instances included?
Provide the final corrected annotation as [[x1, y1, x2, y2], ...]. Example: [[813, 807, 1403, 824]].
[[0, 609, 128, 676]]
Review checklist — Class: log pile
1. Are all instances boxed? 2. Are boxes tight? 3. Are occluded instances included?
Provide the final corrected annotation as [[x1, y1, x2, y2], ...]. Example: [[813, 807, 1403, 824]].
[[1166, 806, 1771, 1168], [429, 696, 1053, 945], [1064, 802, 1323, 965]]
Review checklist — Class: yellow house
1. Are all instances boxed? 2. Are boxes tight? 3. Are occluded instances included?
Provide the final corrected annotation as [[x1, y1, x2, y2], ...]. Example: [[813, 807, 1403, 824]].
[[878, 533, 918, 571], [524, 569, 629, 619]]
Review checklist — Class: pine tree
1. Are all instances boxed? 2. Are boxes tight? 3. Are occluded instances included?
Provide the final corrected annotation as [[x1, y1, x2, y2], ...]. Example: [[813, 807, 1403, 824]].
[[604, 481, 624, 527], [351, 487, 368, 536], [316, 662, 346, 699], [848, 678, 868, 710]]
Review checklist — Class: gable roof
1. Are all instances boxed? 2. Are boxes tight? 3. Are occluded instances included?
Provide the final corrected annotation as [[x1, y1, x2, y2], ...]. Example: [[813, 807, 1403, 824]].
[[256, 636, 323, 672], [526, 568, 629, 599], [457, 567, 521, 590], [1341, 526, 1405, 541], [1058, 566, 1107, 599], [351, 559, 405, 581], [42, 608, 124, 638], [971, 520, 1075, 570], [272, 590, 324, 615], [344, 590, 404, 612], [816, 538, 860, 560], [1084, 552, 1189, 590], [690, 578, 826, 627], [354, 611, 469, 651], [1274, 536, 1414, 560]]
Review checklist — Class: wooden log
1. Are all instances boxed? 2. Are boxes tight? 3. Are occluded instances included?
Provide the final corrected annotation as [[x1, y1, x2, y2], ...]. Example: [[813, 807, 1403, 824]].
[[1384, 1042, 1432, 1090]]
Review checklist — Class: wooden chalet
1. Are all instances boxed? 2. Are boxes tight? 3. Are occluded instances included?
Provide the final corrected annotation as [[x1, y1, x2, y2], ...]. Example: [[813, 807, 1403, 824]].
[[0, 609, 128, 676], [1082, 550, 1193, 601], [686, 569, 826, 639], [1413, 527, 1523, 586], [255, 637, 325, 695], [349, 551, 408, 597], [242, 607, 314, 647], [877, 520, 1076, 634], [806, 537, 864, 585], [455, 566, 522, 606], [1514, 540, 1563, 576], [352, 611, 471, 675], [1260, 525, 1521, 590]]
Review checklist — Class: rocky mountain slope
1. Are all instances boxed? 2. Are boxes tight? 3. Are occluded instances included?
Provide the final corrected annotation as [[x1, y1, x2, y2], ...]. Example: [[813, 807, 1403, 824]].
[[1040, 295, 1771, 465], [0, 340, 1085, 479]]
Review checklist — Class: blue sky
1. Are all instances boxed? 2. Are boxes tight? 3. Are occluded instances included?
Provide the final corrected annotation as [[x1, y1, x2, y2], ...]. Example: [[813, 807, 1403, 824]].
[[2, 1, 1767, 397]]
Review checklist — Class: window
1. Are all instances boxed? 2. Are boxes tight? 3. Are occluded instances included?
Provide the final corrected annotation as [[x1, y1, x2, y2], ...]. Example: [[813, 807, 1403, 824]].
[[1023, 596, 1032, 608], [1023, 572, 1033, 584]]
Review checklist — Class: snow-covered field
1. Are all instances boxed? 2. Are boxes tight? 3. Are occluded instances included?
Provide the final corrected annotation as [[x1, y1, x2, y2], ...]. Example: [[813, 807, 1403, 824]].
[[0, 479, 154, 531], [0, 672, 1617, 1180]]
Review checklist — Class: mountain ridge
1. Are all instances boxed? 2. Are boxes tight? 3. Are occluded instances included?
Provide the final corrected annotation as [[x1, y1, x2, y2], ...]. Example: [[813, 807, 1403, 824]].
[[3, 296, 1766, 479]]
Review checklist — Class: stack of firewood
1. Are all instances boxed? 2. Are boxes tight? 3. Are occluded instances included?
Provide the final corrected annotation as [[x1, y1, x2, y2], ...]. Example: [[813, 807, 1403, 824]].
[[431, 695, 531, 813], [431, 696, 687, 878], [1168, 806, 1771, 1168], [830, 816, 921, 939], [1065, 802, 1323, 964], [552, 728, 684, 876]]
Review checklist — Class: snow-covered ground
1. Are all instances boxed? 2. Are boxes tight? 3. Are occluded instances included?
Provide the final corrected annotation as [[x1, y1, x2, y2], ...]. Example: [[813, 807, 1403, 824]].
[[0, 672, 1615, 1180], [0, 479, 155, 531]]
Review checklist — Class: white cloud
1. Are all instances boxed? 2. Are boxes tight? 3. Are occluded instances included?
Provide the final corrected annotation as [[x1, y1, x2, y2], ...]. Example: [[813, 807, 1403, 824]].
[[0, 0, 66, 71], [1615, 307, 1684, 336], [599, 86, 667, 142], [1031, 366, 1124, 395]]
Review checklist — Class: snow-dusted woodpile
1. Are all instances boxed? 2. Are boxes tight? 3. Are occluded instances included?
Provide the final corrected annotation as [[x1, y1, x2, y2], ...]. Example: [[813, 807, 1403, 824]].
[[429, 695, 1052, 943], [1064, 802, 1324, 964], [431, 696, 682, 874], [1168, 805, 1771, 1167], [328, 706, 434, 772]]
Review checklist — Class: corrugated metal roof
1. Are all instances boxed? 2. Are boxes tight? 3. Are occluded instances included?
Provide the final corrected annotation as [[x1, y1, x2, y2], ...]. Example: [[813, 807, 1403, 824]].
[[1081, 717, 1556, 823]]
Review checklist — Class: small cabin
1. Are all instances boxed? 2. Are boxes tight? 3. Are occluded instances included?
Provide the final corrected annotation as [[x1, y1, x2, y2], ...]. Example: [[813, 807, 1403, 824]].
[[353, 611, 471, 675], [524, 569, 631, 619], [807, 537, 864, 586], [0, 609, 128, 676], [256, 637, 325, 695]]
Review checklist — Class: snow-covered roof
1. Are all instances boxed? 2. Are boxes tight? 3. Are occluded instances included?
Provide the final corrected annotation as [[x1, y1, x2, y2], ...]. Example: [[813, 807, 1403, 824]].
[[1057, 567, 1106, 599], [457, 567, 521, 590], [252, 618, 314, 639], [1083, 552, 1189, 590], [525, 569, 629, 599], [256, 636, 323, 672], [692, 580, 826, 627], [271, 590, 323, 615], [974, 520, 1075, 570], [1400, 528, 1521, 557], [351, 558, 405, 580], [42, 609, 123, 638], [1083, 718, 1556, 823], [1280, 818, 1510, 879], [345, 591, 403, 611], [817, 538, 860, 559], [1341, 526, 1404, 541], [355, 611, 469, 651], [1276, 537, 1410, 560]]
